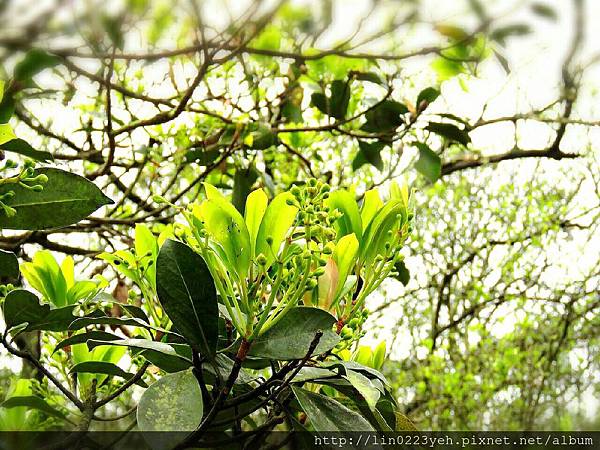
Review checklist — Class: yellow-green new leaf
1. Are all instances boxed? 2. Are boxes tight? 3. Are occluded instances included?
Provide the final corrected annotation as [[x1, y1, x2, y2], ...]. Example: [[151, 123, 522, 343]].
[[194, 197, 251, 279], [244, 188, 268, 259], [255, 191, 298, 269], [332, 233, 359, 300], [360, 189, 383, 233], [0, 123, 16, 146], [326, 189, 362, 242]]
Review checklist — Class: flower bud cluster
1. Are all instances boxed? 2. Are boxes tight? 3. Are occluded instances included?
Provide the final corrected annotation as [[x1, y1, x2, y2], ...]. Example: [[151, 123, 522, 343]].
[[335, 309, 369, 351]]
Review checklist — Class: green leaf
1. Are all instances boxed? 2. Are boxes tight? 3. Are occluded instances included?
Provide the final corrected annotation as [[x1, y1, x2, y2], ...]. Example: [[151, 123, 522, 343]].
[[360, 201, 404, 266], [244, 122, 276, 149], [290, 366, 338, 383], [232, 167, 258, 215], [414, 142, 441, 182], [372, 341, 387, 370], [53, 330, 120, 354], [2, 289, 75, 333], [244, 188, 268, 259], [360, 189, 383, 232], [14, 49, 60, 84], [281, 100, 303, 123], [354, 71, 385, 86], [425, 122, 471, 146], [431, 58, 465, 81], [0, 89, 15, 123], [531, 3, 557, 20], [137, 369, 203, 432], [1, 396, 66, 421], [88, 338, 188, 358], [320, 360, 390, 387], [0, 249, 19, 278], [361, 100, 408, 133], [68, 315, 158, 331], [490, 24, 532, 45], [250, 307, 340, 360], [332, 233, 359, 300], [141, 349, 193, 373], [156, 240, 219, 354], [255, 191, 298, 269], [291, 386, 375, 431], [0, 123, 16, 146], [196, 186, 252, 278], [395, 260, 410, 286], [0, 168, 113, 230], [310, 92, 328, 115], [70, 361, 147, 387], [344, 370, 381, 410], [20, 250, 68, 307], [185, 147, 221, 165], [326, 189, 362, 242], [329, 79, 351, 120], [353, 140, 385, 172], [416, 87, 440, 109], [0, 139, 52, 162]]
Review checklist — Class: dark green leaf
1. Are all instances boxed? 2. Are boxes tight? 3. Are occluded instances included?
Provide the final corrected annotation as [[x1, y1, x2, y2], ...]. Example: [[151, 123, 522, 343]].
[[394, 260, 410, 286], [1, 396, 66, 420], [414, 142, 441, 182], [249, 307, 340, 360], [101, 14, 125, 49], [310, 92, 328, 115], [185, 147, 221, 165], [531, 3, 557, 20], [281, 100, 303, 123], [416, 87, 440, 109], [361, 100, 408, 133], [87, 338, 192, 363], [353, 141, 385, 172], [53, 331, 120, 354], [292, 386, 375, 431], [141, 349, 193, 373], [491, 24, 532, 45], [156, 239, 218, 354], [329, 79, 351, 120], [0, 90, 15, 123], [14, 49, 60, 84], [354, 72, 385, 86], [232, 167, 258, 214], [0, 139, 53, 162], [425, 122, 471, 146], [0, 168, 113, 230], [320, 360, 390, 387], [68, 315, 157, 332], [344, 370, 381, 410], [137, 369, 203, 432], [245, 122, 276, 149], [2, 289, 75, 332], [0, 249, 19, 278], [70, 361, 147, 387]]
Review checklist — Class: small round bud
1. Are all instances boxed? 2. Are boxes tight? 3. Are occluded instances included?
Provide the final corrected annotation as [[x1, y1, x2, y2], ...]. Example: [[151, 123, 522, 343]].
[[314, 267, 325, 277], [152, 195, 167, 204], [256, 253, 267, 265], [31, 184, 44, 192]]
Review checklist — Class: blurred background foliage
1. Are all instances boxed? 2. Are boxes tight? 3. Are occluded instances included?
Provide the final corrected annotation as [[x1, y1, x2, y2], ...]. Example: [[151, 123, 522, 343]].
[[0, 0, 599, 431]]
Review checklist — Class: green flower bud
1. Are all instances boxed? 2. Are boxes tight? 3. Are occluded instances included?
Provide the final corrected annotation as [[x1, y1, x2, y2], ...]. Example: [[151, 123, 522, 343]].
[[313, 267, 325, 277], [256, 253, 267, 266], [152, 195, 167, 204]]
